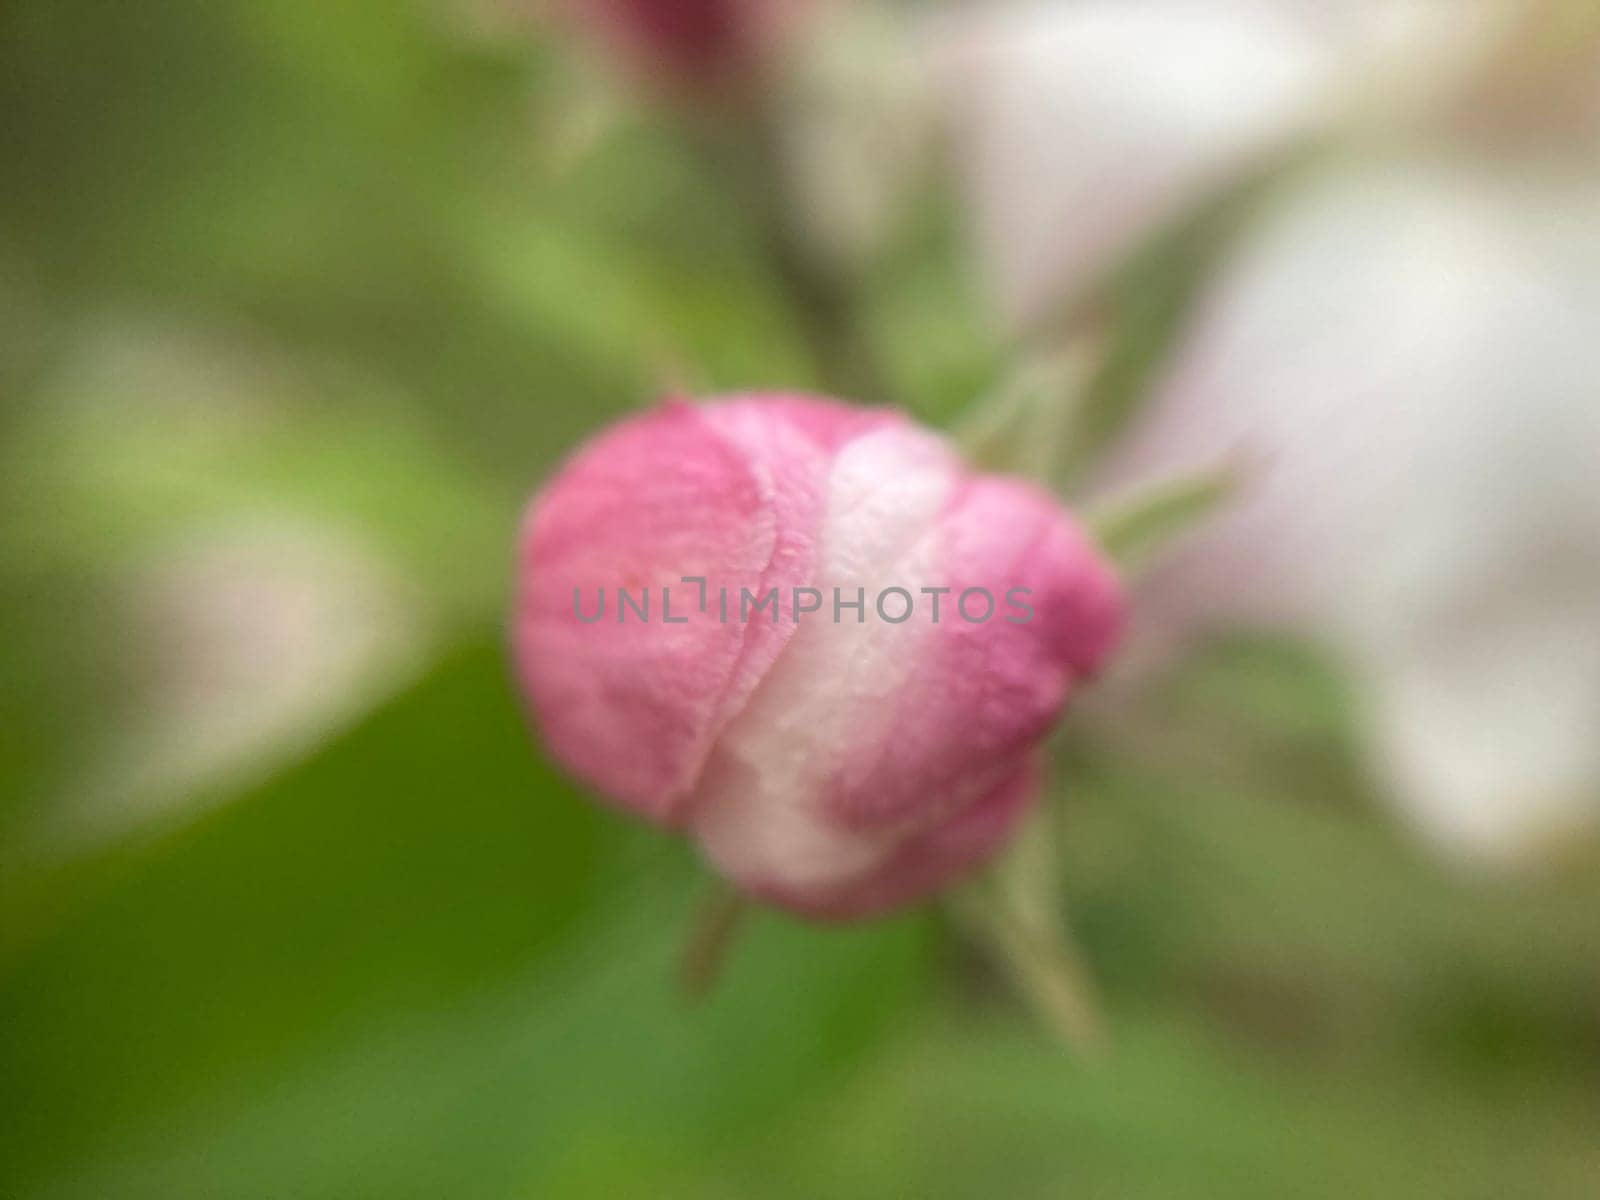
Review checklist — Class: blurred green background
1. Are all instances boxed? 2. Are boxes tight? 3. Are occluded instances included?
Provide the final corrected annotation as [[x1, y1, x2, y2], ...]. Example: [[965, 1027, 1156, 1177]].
[[1, 3, 1596, 1197]]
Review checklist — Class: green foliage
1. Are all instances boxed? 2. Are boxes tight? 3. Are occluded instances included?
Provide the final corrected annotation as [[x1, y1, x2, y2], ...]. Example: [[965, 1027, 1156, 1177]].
[[1089, 468, 1237, 574], [1, 3, 1595, 1197], [0, 643, 930, 1199]]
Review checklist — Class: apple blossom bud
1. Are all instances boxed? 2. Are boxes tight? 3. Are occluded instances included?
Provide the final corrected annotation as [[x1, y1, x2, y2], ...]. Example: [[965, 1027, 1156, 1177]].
[[513, 395, 1122, 919], [565, 0, 806, 96]]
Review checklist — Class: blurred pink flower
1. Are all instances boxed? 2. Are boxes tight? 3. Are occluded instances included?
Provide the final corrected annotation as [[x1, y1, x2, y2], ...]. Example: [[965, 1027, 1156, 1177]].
[[513, 395, 1122, 918], [565, 0, 808, 95]]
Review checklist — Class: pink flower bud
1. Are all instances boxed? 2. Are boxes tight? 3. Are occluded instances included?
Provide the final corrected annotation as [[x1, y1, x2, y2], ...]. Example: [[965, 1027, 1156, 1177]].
[[566, 0, 805, 95], [513, 395, 1122, 918]]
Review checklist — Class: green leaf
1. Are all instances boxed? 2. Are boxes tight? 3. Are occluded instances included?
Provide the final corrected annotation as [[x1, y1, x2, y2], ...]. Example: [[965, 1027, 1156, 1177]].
[[0, 639, 931, 1199], [953, 343, 1097, 487], [1088, 467, 1237, 574]]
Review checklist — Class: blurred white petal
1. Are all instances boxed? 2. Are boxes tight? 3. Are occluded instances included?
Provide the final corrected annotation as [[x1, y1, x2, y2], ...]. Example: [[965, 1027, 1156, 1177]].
[[7, 319, 468, 859], [59, 514, 430, 851], [938, 0, 1335, 330], [1366, 602, 1600, 862], [1101, 156, 1600, 860]]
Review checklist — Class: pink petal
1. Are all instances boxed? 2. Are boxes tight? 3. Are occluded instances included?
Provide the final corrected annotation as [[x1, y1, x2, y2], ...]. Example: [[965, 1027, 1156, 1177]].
[[747, 757, 1041, 921], [514, 394, 896, 823], [687, 430, 1121, 917], [515, 400, 771, 820], [823, 476, 1121, 833], [517, 394, 1126, 916]]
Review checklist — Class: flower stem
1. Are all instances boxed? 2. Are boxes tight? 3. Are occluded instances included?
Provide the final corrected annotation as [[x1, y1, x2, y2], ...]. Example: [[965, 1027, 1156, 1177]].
[[679, 880, 748, 1000], [951, 874, 1110, 1060], [986, 891, 1108, 1057], [692, 103, 893, 404]]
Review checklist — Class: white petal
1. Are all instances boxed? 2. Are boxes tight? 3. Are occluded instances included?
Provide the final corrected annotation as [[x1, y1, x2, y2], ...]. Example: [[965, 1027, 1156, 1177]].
[[67, 514, 429, 850], [1364, 603, 1600, 862], [939, 0, 1334, 330], [1103, 156, 1600, 857]]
